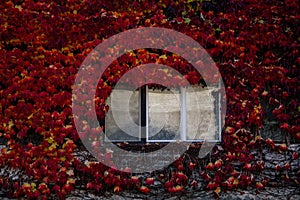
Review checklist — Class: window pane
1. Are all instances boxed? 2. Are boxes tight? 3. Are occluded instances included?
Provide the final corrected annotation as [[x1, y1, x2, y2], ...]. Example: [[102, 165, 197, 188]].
[[148, 88, 181, 141], [105, 89, 141, 141], [186, 85, 217, 140]]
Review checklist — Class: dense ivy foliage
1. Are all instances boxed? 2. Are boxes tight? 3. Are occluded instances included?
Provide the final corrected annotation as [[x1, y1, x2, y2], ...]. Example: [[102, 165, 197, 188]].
[[0, 0, 299, 199]]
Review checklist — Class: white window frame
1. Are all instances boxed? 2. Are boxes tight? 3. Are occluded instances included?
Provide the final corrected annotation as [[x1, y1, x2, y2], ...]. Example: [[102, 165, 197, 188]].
[[105, 84, 222, 143], [145, 85, 221, 143]]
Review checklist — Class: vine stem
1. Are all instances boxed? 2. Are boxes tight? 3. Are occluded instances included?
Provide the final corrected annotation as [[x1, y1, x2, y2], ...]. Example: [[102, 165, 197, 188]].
[[286, 131, 291, 147]]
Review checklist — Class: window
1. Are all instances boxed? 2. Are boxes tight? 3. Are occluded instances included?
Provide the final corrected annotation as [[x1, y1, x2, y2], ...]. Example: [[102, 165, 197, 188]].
[[104, 89, 141, 142], [104, 84, 222, 143]]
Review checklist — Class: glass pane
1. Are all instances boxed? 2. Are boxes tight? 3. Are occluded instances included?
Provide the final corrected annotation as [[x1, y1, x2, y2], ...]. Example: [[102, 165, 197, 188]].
[[148, 88, 181, 141], [186, 85, 217, 140], [105, 89, 141, 141]]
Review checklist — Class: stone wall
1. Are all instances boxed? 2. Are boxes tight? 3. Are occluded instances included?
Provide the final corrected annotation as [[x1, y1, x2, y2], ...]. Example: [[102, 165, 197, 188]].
[[67, 144, 300, 199], [1, 144, 299, 199]]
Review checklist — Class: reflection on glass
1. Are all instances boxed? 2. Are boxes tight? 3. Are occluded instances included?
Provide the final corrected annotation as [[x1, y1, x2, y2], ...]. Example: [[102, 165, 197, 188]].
[[186, 85, 216, 140], [148, 88, 181, 141], [105, 89, 140, 141]]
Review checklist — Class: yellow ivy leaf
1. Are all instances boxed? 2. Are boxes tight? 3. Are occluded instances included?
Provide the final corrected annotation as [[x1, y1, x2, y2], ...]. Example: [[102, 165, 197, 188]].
[[48, 143, 57, 151], [233, 179, 239, 186], [47, 136, 54, 144], [159, 55, 167, 60], [31, 183, 36, 189], [62, 47, 69, 52], [8, 120, 14, 128], [214, 186, 221, 194]]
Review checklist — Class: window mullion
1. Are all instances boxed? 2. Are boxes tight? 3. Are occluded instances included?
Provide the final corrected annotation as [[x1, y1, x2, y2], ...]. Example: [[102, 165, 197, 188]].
[[180, 87, 187, 141]]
